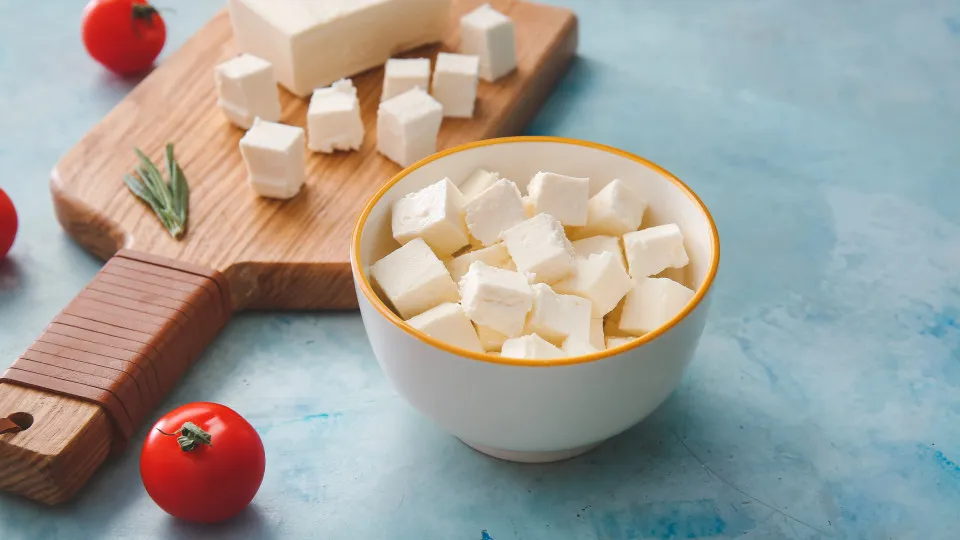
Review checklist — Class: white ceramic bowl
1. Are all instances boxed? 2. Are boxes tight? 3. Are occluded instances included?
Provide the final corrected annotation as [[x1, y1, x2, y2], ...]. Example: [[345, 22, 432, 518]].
[[351, 137, 720, 463]]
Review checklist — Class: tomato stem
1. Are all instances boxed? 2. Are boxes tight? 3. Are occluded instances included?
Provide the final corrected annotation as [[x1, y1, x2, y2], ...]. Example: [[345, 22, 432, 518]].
[[155, 421, 213, 452], [132, 4, 160, 23]]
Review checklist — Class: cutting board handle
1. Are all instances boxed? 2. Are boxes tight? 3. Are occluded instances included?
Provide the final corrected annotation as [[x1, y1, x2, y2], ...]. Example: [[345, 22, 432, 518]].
[[0, 250, 231, 504]]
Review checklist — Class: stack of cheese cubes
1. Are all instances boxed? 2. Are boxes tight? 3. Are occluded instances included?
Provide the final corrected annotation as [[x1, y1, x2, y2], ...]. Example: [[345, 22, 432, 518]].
[[369, 170, 696, 360]]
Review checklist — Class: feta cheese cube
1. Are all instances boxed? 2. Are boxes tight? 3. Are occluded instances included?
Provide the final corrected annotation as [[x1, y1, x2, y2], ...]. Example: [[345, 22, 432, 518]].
[[377, 88, 444, 167], [238, 118, 305, 199], [382, 58, 431, 101], [501, 334, 564, 360], [476, 324, 508, 352], [458, 261, 533, 338], [522, 196, 536, 218], [307, 78, 364, 153], [460, 3, 517, 82], [459, 168, 499, 202], [606, 336, 636, 350], [561, 337, 599, 357], [391, 178, 470, 256], [573, 179, 647, 238], [526, 172, 590, 226], [553, 251, 632, 317], [501, 214, 576, 284], [524, 284, 592, 345], [589, 318, 605, 350], [214, 53, 281, 129], [228, 0, 450, 97], [446, 243, 515, 282], [463, 178, 527, 246], [369, 237, 460, 319], [431, 53, 480, 118], [572, 235, 626, 270], [619, 277, 695, 335], [406, 302, 483, 352], [623, 223, 690, 278]]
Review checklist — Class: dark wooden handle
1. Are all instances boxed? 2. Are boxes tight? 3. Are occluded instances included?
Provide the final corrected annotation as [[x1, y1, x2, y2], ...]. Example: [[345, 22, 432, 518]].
[[0, 250, 231, 504]]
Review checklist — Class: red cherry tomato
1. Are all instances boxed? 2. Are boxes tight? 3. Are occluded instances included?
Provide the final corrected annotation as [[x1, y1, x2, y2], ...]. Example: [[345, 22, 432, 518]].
[[141, 402, 265, 523], [81, 0, 166, 76], [0, 188, 17, 258]]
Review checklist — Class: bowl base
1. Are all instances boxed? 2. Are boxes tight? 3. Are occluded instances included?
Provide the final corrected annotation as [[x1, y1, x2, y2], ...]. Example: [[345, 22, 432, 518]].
[[461, 439, 603, 463]]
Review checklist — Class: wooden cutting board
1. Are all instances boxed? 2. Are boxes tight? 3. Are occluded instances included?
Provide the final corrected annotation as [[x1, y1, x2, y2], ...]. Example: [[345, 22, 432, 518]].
[[0, 0, 576, 504]]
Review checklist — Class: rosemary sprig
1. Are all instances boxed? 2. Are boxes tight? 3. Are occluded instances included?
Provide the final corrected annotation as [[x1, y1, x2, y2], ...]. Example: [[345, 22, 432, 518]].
[[123, 144, 190, 239]]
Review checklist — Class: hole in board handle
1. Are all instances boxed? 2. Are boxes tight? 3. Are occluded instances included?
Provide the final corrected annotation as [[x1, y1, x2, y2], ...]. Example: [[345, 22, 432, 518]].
[[0, 412, 34, 434]]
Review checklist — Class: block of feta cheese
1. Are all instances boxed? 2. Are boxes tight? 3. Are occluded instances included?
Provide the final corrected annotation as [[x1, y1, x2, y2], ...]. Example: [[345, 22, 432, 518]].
[[623, 223, 690, 278], [238, 118, 305, 199], [431, 53, 480, 118], [377, 88, 444, 167], [446, 243, 515, 282], [475, 324, 508, 352], [459, 168, 499, 202], [391, 178, 470, 256], [572, 235, 626, 270], [463, 178, 527, 246], [619, 277, 695, 335], [553, 251, 632, 317], [382, 58, 431, 101], [459, 261, 533, 338], [589, 318, 605, 350], [573, 179, 647, 238], [369, 237, 460, 319], [460, 3, 516, 82], [526, 172, 590, 227], [501, 214, 576, 284], [606, 336, 636, 350], [562, 337, 599, 357], [522, 196, 536, 218], [406, 302, 482, 352], [214, 54, 281, 129], [501, 334, 564, 360], [307, 79, 364, 153], [524, 283, 592, 345], [228, 0, 451, 97]]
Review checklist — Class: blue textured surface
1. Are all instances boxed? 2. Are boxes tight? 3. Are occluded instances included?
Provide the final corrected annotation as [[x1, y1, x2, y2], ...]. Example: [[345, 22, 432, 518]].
[[1, 1, 959, 538]]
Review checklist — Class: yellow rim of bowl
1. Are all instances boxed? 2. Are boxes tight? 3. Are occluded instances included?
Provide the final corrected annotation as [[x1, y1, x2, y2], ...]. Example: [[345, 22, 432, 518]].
[[351, 136, 721, 367]]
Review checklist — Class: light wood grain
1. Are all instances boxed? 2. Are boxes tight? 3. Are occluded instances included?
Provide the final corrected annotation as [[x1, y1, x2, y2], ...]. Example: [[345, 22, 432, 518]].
[[52, 0, 578, 311], [0, 384, 111, 505]]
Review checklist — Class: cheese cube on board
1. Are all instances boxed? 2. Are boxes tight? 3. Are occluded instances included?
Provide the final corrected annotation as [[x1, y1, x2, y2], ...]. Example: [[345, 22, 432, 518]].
[[501, 334, 564, 360], [606, 336, 636, 350], [553, 251, 632, 317], [391, 178, 470, 256], [459, 262, 533, 338], [524, 284, 592, 345], [562, 337, 599, 357], [370, 238, 460, 319], [446, 243, 515, 282], [623, 223, 690, 278], [377, 88, 444, 167], [620, 277, 695, 335], [238, 118, 305, 200], [228, 0, 451, 97], [460, 3, 517, 82], [572, 235, 626, 270], [464, 178, 527, 246], [459, 168, 499, 202], [214, 54, 281, 129], [526, 172, 590, 227], [501, 214, 576, 284], [307, 79, 364, 153], [589, 318, 605, 350], [382, 58, 431, 101], [406, 302, 483, 352], [431, 53, 480, 118], [476, 324, 508, 352], [572, 179, 647, 238]]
